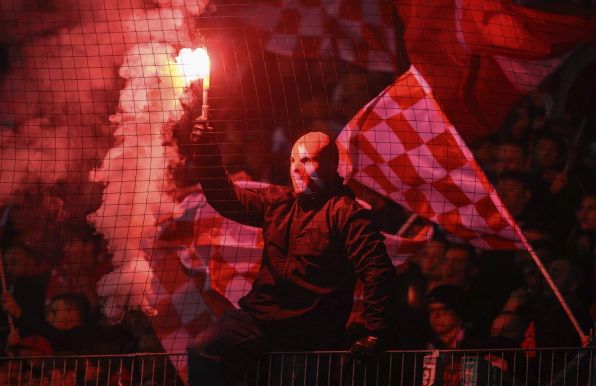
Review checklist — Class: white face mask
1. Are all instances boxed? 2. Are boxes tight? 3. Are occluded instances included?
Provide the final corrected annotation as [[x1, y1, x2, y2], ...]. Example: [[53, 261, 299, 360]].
[[290, 144, 325, 194], [289, 132, 335, 195]]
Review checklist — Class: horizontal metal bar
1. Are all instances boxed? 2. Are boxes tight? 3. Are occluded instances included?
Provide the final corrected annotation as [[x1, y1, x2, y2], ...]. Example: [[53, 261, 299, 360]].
[[0, 348, 591, 386]]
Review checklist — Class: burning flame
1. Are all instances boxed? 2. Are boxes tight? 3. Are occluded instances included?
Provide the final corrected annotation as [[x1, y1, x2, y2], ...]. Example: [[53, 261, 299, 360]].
[[175, 47, 210, 87]]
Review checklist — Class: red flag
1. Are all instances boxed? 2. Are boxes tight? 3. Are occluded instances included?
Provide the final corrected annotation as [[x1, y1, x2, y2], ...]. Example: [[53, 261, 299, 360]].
[[229, 0, 400, 72], [337, 65, 525, 250], [384, 222, 433, 265], [356, 199, 434, 265], [147, 190, 244, 380], [397, 0, 595, 144], [223, 0, 593, 144]]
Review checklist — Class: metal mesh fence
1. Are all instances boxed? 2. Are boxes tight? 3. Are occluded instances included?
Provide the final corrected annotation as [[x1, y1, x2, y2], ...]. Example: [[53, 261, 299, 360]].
[[0, 347, 593, 386]]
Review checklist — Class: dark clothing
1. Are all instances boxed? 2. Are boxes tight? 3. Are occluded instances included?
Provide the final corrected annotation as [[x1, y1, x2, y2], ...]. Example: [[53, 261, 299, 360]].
[[474, 250, 523, 313], [527, 172, 583, 237], [11, 274, 50, 323], [195, 144, 398, 337], [533, 297, 592, 348], [188, 310, 269, 386], [188, 309, 345, 386], [393, 262, 430, 348], [188, 143, 398, 385], [16, 311, 96, 353], [564, 228, 595, 306]]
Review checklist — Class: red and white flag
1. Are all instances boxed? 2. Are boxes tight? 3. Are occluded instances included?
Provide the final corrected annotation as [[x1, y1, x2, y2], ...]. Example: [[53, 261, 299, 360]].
[[147, 190, 238, 379], [396, 0, 595, 144], [229, 0, 399, 73], [337, 65, 524, 250], [222, 0, 593, 144]]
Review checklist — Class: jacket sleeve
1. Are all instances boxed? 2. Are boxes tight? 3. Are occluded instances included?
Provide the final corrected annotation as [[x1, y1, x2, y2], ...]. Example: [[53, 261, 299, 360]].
[[339, 202, 398, 338], [190, 142, 269, 227]]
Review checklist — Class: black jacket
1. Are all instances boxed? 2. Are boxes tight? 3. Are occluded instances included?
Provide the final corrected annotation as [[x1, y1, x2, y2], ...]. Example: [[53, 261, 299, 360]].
[[193, 144, 398, 338]]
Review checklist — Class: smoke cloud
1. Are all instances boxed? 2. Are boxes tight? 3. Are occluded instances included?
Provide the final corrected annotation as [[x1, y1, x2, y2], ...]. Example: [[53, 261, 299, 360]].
[[0, 0, 210, 321]]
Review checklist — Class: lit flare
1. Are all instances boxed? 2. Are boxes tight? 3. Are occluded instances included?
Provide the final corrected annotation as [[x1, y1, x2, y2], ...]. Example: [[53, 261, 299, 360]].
[[175, 47, 210, 88]]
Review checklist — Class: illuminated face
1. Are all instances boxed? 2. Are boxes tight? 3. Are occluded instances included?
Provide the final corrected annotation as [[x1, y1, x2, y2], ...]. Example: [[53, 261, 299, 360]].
[[496, 178, 529, 217], [414, 240, 446, 280], [495, 144, 526, 174], [443, 247, 472, 287], [45, 299, 82, 331], [428, 303, 460, 335], [289, 132, 337, 194]]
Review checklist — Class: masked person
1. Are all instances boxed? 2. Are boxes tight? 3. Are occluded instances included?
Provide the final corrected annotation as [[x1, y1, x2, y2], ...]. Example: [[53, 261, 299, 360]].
[[186, 123, 398, 386]]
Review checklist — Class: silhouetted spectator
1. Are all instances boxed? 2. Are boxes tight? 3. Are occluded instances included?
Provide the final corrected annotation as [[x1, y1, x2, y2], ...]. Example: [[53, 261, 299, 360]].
[[425, 285, 475, 386], [493, 142, 528, 177], [47, 228, 110, 309], [426, 284, 468, 350], [440, 244, 499, 340], [529, 129, 583, 234], [534, 258, 592, 348], [411, 238, 447, 292], [495, 171, 543, 229], [1, 335, 56, 385], [565, 193, 595, 289], [2, 291, 99, 353], [392, 260, 430, 348], [2, 242, 53, 322]]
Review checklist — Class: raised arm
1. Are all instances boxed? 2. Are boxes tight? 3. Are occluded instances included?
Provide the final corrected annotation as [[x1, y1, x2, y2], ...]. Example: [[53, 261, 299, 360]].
[[189, 120, 269, 227]]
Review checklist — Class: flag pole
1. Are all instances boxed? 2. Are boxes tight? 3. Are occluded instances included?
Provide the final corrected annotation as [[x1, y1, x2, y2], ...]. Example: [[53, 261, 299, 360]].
[[397, 213, 418, 237], [562, 117, 586, 175], [514, 224, 590, 346]]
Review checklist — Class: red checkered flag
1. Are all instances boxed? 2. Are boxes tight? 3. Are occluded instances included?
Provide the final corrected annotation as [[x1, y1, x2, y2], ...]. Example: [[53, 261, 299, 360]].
[[337, 66, 590, 344], [337, 65, 524, 250], [148, 190, 236, 380], [232, 0, 399, 72], [384, 221, 433, 265]]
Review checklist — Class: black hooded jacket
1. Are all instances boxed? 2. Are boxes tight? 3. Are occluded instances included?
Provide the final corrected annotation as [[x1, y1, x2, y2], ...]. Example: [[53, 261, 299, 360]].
[[193, 144, 398, 339]]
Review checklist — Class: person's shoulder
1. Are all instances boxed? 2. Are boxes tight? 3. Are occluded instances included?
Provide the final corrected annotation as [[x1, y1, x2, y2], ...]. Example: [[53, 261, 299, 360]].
[[264, 185, 295, 202], [271, 184, 294, 196], [328, 189, 375, 225], [329, 186, 361, 211], [233, 180, 294, 202]]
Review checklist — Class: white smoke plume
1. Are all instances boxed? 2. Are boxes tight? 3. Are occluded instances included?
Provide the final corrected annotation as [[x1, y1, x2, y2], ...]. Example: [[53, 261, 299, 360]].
[[86, 4, 212, 322], [0, 0, 211, 321], [89, 40, 189, 322]]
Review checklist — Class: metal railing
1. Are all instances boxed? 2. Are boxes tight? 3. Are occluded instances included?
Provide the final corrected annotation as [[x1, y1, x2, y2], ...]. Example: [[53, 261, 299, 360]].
[[0, 347, 593, 385], [0, 353, 183, 386]]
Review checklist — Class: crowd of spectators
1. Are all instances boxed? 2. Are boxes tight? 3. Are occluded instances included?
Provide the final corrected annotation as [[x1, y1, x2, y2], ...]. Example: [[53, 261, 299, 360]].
[[0, 219, 174, 385]]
